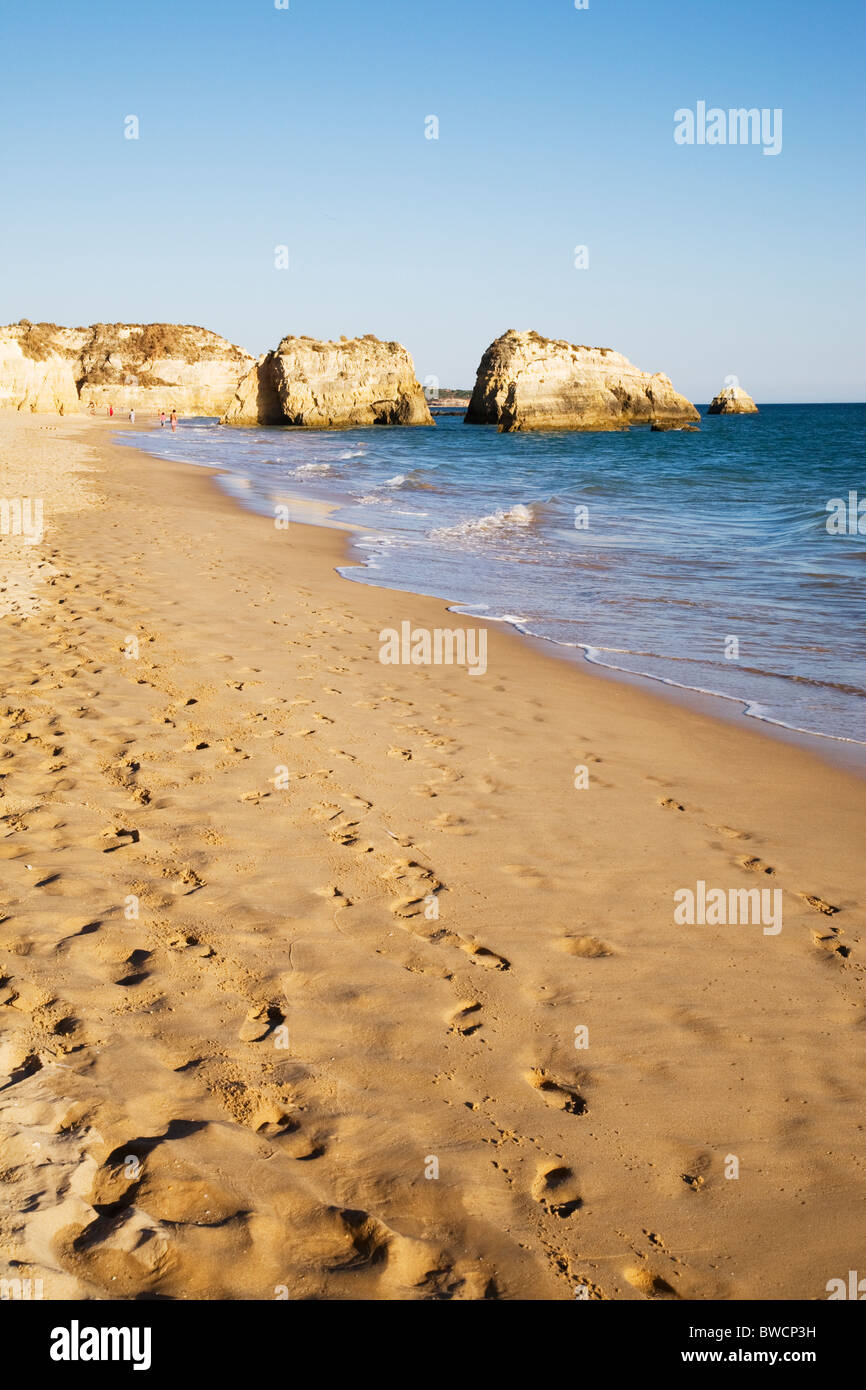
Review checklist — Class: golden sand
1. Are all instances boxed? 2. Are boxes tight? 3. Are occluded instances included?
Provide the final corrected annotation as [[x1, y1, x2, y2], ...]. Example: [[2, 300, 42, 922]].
[[0, 414, 863, 1300]]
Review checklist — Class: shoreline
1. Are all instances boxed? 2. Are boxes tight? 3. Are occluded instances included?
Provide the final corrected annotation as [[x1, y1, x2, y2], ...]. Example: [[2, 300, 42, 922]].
[[115, 419, 866, 779], [1, 413, 864, 1301]]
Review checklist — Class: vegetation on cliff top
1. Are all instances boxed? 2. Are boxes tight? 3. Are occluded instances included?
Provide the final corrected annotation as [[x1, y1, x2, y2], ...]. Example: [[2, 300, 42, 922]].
[[12, 320, 249, 364]]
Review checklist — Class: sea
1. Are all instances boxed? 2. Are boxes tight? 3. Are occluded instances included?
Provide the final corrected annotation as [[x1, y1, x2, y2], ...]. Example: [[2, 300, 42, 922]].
[[119, 404, 866, 748]]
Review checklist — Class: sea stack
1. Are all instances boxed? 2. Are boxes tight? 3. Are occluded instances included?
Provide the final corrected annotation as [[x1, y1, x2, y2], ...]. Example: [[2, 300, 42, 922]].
[[0, 321, 254, 416], [707, 384, 759, 414], [464, 330, 699, 431], [223, 335, 433, 427]]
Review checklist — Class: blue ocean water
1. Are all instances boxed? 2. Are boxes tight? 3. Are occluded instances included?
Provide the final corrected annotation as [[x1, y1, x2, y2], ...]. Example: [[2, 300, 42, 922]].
[[120, 405, 866, 745]]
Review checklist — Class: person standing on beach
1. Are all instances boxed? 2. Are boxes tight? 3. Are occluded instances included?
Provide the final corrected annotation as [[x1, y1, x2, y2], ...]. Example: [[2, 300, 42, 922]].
[[170, 410, 178, 432], [108, 405, 114, 418], [129, 409, 135, 424], [159, 411, 166, 427]]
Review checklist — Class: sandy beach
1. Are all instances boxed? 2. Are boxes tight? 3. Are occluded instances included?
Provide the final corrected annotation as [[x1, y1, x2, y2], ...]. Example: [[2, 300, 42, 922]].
[[0, 413, 863, 1302]]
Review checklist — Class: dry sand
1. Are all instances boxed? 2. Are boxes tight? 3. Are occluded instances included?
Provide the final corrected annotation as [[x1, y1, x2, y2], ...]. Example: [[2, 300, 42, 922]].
[[0, 413, 863, 1301]]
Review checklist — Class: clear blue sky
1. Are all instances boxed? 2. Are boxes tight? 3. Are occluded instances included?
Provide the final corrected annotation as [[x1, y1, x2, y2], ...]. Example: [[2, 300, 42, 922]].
[[1, 0, 863, 400]]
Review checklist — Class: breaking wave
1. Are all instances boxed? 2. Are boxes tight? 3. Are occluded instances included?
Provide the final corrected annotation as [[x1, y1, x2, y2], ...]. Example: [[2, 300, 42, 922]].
[[431, 503, 539, 541]]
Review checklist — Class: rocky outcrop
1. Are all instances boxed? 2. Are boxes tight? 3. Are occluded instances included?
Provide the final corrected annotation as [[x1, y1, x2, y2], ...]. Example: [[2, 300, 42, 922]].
[[221, 353, 283, 426], [0, 326, 81, 414], [465, 330, 699, 431], [223, 335, 433, 427], [707, 384, 758, 414], [0, 322, 254, 416], [0, 322, 433, 426]]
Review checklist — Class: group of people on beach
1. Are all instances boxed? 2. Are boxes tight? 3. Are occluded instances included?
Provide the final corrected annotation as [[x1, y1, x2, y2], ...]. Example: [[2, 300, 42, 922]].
[[92, 402, 178, 430]]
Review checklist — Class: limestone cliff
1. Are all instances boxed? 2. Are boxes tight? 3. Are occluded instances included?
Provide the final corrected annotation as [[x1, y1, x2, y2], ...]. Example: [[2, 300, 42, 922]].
[[223, 335, 433, 427], [465, 330, 699, 431], [0, 322, 254, 415], [707, 384, 759, 414]]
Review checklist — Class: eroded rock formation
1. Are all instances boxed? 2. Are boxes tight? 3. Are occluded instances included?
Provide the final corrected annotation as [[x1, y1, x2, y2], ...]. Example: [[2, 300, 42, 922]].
[[0, 322, 254, 416], [707, 384, 759, 414], [223, 335, 433, 427], [465, 330, 699, 431]]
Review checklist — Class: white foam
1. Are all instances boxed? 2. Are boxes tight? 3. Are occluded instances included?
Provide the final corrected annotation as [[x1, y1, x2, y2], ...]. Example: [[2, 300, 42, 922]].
[[432, 503, 537, 541]]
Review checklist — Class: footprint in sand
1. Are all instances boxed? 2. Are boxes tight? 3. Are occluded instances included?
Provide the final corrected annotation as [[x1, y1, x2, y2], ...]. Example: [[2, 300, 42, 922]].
[[527, 1068, 587, 1115], [383, 827, 413, 847], [475, 774, 509, 795], [387, 859, 441, 918], [812, 928, 851, 961], [448, 1001, 483, 1036], [657, 797, 685, 812], [391, 897, 436, 920], [531, 1163, 582, 1218], [428, 812, 471, 835], [57, 916, 101, 945], [314, 884, 352, 906], [0, 1042, 43, 1088], [284, 1133, 327, 1161], [33, 872, 101, 900], [558, 935, 614, 958], [98, 825, 140, 853], [166, 932, 212, 956], [716, 825, 752, 841], [428, 764, 463, 785], [238, 1003, 284, 1043], [680, 1160, 710, 1192], [115, 968, 149, 988], [324, 1208, 471, 1297], [501, 864, 546, 888], [3, 979, 50, 1013], [739, 855, 776, 877], [206, 1070, 296, 1137], [327, 821, 360, 847], [169, 867, 205, 896], [459, 941, 510, 971], [115, 949, 152, 986], [799, 892, 840, 916], [623, 1267, 679, 1299], [0, 843, 28, 861]]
